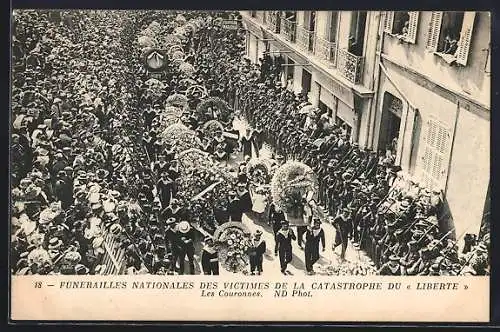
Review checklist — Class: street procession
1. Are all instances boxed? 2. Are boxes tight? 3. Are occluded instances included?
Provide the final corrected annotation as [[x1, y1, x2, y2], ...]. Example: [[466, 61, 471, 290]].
[[10, 10, 490, 277]]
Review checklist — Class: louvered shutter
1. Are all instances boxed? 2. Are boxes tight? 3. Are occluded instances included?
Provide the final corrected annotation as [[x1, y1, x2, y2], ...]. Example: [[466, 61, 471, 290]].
[[426, 11, 443, 51], [456, 12, 476, 66], [419, 118, 451, 190], [407, 11, 419, 43], [384, 11, 394, 33]]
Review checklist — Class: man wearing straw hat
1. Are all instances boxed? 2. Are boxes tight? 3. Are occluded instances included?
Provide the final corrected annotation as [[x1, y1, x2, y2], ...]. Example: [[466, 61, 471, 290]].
[[176, 221, 196, 275]]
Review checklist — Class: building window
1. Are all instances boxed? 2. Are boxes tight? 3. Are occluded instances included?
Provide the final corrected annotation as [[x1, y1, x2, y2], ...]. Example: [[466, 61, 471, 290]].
[[328, 11, 339, 43], [426, 11, 476, 66], [348, 11, 367, 56], [419, 118, 451, 191], [384, 11, 419, 43], [250, 11, 256, 18]]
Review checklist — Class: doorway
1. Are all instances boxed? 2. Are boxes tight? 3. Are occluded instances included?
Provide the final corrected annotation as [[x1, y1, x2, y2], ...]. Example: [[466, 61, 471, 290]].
[[301, 69, 312, 97], [378, 92, 403, 155]]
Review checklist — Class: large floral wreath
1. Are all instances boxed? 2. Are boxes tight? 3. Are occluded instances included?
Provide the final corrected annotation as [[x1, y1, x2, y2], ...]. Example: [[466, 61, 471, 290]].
[[158, 106, 183, 129], [270, 161, 319, 225], [186, 84, 209, 100], [195, 97, 232, 124], [175, 149, 236, 234], [201, 120, 224, 138], [179, 62, 196, 77], [246, 158, 272, 185], [166, 94, 189, 110], [213, 222, 251, 273], [160, 123, 201, 153]]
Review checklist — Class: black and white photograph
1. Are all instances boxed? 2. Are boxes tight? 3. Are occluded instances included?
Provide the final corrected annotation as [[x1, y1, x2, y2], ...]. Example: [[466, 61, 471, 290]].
[[9, 9, 490, 281]]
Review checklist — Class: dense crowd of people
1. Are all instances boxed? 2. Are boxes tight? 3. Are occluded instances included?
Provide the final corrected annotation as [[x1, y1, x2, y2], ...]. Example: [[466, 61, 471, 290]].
[[10, 10, 489, 277]]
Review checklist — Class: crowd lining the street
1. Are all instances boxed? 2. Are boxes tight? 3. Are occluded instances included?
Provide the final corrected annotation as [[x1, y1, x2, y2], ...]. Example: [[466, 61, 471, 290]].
[[10, 10, 489, 276]]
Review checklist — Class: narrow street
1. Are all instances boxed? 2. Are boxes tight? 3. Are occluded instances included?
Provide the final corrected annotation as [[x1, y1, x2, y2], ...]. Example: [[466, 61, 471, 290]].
[[210, 116, 375, 276]]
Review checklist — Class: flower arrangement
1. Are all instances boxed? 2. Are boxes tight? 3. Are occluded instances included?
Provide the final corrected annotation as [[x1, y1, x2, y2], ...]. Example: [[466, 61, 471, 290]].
[[246, 158, 272, 185], [160, 123, 201, 153], [166, 93, 189, 110], [213, 222, 251, 273], [319, 260, 378, 276], [185, 84, 209, 100], [138, 35, 155, 48], [201, 120, 224, 138], [195, 97, 232, 124], [158, 106, 183, 130], [159, 34, 182, 50], [171, 50, 185, 61], [178, 62, 196, 77], [270, 161, 319, 224], [175, 148, 236, 233]]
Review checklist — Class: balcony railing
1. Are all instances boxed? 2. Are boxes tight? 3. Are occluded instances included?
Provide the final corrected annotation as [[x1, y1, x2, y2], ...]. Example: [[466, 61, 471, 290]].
[[267, 11, 280, 33], [314, 36, 338, 67], [255, 11, 265, 22], [337, 48, 364, 84], [281, 18, 297, 43], [297, 27, 315, 52]]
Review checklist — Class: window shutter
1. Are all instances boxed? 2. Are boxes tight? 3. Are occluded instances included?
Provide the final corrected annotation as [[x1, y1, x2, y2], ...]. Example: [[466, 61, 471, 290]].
[[426, 11, 443, 51], [407, 11, 419, 43], [384, 11, 394, 33], [419, 118, 451, 190], [456, 11, 476, 66]]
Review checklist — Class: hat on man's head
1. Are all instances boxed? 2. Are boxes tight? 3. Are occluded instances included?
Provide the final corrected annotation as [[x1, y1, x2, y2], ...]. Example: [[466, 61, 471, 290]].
[[177, 221, 191, 234], [75, 264, 89, 275]]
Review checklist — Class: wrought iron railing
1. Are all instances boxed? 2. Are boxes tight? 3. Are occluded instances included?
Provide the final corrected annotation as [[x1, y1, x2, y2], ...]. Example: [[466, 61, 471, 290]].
[[281, 18, 296, 42], [314, 36, 338, 67], [267, 11, 280, 33], [297, 26, 315, 52], [256, 11, 265, 22], [337, 48, 364, 84]]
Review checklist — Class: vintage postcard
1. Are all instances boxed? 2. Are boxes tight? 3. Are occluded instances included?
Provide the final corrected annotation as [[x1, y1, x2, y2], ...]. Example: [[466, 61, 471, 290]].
[[10, 9, 490, 322]]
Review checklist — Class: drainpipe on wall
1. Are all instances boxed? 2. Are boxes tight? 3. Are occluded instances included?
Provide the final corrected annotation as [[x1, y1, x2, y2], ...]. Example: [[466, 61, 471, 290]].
[[444, 101, 461, 195], [367, 11, 384, 151]]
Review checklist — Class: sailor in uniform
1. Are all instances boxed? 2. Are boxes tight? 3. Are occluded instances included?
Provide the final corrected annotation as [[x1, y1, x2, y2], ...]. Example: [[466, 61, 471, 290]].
[[248, 230, 266, 275], [276, 221, 296, 275], [304, 218, 326, 275], [201, 236, 219, 275]]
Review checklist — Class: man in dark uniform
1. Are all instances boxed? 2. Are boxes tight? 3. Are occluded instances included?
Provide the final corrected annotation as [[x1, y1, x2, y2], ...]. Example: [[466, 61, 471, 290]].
[[304, 218, 326, 275], [201, 236, 219, 275], [164, 217, 179, 275], [161, 198, 188, 223], [276, 220, 296, 275], [248, 230, 266, 275], [227, 190, 243, 222], [331, 208, 351, 262], [157, 171, 174, 209], [268, 203, 287, 255], [236, 182, 252, 215]]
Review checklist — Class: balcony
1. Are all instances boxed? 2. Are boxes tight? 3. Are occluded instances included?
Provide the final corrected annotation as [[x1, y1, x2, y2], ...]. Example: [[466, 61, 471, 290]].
[[266, 12, 280, 33], [337, 48, 364, 84], [314, 36, 337, 67], [297, 26, 315, 52], [255, 11, 265, 23], [281, 18, 296, 43]]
